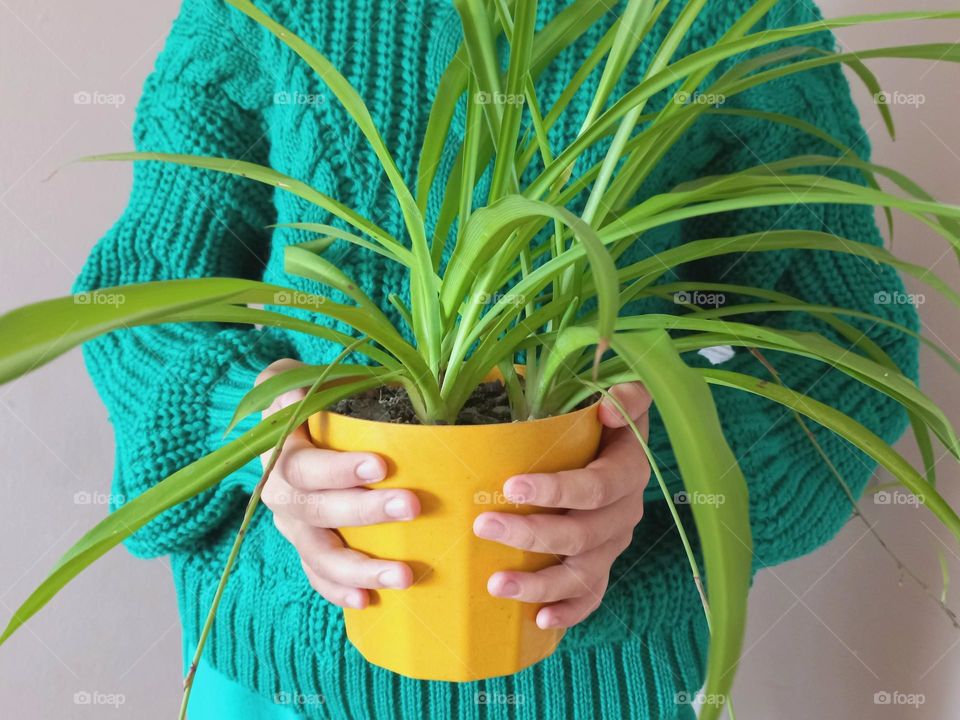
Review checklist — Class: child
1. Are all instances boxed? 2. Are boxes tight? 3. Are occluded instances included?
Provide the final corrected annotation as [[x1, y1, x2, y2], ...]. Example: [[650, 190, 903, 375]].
[[75, 0, 917, 717]]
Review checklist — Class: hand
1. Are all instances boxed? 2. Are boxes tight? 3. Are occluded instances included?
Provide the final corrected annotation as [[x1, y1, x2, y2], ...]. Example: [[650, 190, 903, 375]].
[[474, 383, 651, 630], [257, 359, 420, 609]]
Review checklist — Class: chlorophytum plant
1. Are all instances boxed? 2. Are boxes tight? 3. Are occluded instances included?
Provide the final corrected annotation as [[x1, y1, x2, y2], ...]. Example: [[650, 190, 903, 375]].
[[2, 1, 960, 719]]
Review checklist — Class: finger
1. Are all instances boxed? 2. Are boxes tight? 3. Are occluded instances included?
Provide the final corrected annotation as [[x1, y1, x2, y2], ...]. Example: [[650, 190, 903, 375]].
[[274, 435, 388, 490], [503, 427, 648, 510], [598, 382, 651, 428], [503, 418, 650, 510], [473, 497, 641, 556], [487, 537, 625, 603], [267, 483, 420, 527], [536, 586, 607, 629], [275, 517, 414, 595], [271, 517, 368, 607], [300, 559, 369, 609]]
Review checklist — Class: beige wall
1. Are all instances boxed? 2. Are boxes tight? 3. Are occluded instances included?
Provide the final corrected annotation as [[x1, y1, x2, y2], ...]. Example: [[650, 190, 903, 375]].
[[0, 1, 957, 717]]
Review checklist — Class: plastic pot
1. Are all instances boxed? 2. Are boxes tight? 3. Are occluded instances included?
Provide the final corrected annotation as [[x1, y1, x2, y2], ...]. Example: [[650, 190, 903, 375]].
[[307, 392, 602, 681]]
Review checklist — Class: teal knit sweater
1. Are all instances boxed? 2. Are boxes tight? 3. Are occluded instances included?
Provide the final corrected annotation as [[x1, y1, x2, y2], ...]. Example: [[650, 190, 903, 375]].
[[75, 0, 918, 717]]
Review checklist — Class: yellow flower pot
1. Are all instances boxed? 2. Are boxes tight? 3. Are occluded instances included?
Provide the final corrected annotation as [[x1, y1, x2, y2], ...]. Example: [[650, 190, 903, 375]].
[[307, 394, 602, 682]]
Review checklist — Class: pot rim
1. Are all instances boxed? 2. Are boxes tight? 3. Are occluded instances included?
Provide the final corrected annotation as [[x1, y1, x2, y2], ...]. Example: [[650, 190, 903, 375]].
[[311, 376, 601, 432]]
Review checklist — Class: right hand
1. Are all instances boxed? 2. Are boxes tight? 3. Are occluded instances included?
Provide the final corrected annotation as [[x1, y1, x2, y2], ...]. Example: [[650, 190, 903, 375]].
[[257, 359, 420, 609]]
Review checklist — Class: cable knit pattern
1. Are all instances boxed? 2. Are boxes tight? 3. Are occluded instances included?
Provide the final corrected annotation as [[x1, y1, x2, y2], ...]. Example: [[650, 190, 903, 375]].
[[74, 0, 918, 717]]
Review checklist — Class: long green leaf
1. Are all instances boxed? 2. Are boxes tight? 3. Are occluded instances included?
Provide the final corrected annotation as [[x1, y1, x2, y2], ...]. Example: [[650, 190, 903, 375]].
[[0, 376, 385, 645], [223, 0, 443, 376], [0, 279, 432, 390], [702, 369, 960, 542], [78, 152, 401, 255], [613, 332, 751, 720]]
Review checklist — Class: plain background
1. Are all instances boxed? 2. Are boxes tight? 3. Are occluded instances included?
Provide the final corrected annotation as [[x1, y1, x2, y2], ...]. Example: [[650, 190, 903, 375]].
[[1, 1, 958, 717]]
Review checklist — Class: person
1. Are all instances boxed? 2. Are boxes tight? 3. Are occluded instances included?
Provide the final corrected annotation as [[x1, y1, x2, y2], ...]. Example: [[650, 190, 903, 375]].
[[74, 0, 918, 718]]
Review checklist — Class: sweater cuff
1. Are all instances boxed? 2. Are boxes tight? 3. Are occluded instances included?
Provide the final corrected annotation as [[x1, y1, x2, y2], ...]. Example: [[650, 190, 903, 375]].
[[205, 334, 289, 495]]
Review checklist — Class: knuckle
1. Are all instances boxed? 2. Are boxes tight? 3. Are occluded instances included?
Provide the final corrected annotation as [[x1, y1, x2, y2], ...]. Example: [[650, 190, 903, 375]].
[[581, 465, 606, 497], [261, 481, 279, 509], [565, 527, 590, 556], [307, 494, 329, 527], [587, 476, 609, 509], [539, 478, 563, 506], [512, 520, 537, 551], [317, 456, 351, 489], [525, 579, 548, 602], [356, 495, 383, 526], [281, 452, 307, 489]]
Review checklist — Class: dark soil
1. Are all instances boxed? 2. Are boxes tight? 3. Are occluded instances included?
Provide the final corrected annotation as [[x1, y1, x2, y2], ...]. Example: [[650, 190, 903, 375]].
[[330, 380, 514, 425], [330, 380, 599, 425]]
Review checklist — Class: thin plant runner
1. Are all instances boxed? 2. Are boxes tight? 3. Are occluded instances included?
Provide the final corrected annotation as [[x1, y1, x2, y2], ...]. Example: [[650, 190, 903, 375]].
[[1, 1, 960, 719]]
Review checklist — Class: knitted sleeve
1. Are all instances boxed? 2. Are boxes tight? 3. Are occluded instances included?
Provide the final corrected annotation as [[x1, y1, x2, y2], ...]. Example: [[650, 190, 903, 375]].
[[74, 0, 295, 558], [677, 0, 919, 569]]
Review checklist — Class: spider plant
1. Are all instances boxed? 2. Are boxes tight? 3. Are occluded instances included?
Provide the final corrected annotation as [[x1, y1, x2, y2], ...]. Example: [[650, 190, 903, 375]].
[[2, 1, 960, 718]]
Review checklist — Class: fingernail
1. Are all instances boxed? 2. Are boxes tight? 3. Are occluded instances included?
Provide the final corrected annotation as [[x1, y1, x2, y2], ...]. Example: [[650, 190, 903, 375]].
[[499, 580, 521, 597], [537, 611, 557, 629], [506, 479, 533, 503], [345, 592, 364, 609], [357, 459, 385, 483], [384, 496, 413, 520], [379, 569, 407, 589], [479, 518, 506, 539]]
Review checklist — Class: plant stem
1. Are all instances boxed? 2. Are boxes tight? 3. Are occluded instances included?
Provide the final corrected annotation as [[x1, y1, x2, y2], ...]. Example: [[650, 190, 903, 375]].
[[179, 341, 364, 719]]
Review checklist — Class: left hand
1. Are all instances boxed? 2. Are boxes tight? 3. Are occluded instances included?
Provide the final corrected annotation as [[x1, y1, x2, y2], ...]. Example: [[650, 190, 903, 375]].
[[473, 383, 652, 630]]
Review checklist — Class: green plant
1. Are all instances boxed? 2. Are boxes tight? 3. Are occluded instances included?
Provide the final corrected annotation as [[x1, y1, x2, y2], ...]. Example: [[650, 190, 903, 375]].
[[2, 1, 960, 718]]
